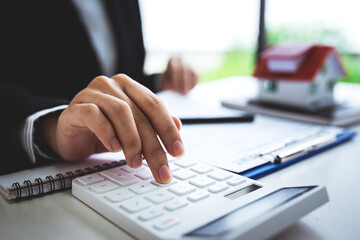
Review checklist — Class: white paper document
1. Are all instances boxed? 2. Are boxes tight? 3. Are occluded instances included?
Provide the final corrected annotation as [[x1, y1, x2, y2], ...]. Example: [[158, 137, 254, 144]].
[[176, 115, 343, 173]]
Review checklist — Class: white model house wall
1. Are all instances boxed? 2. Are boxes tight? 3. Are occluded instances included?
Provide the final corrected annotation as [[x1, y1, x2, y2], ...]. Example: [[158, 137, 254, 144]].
[[257, 79, 309, 107], [257, 53, 340, 109], [309, 55, 336, 108]]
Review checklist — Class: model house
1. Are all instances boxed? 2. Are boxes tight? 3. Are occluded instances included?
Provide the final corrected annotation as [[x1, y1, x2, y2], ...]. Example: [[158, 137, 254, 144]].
[[253, 44, 346, 111]]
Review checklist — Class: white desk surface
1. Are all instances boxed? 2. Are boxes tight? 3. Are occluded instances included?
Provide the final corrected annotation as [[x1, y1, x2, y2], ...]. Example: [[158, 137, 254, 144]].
[[1, 76, 360, 240]]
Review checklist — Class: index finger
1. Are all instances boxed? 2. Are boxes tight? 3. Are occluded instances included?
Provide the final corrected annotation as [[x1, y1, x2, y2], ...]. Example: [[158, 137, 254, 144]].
[[112, 74, 185, 158], [132, 107, 173, 184]]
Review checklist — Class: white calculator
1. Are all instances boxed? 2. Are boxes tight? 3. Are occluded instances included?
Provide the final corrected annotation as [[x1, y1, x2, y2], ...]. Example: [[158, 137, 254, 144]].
[[72, 159, 328, 240]]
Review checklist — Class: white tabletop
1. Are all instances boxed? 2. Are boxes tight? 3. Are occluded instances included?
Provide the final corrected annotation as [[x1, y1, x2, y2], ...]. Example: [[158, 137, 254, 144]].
[[1, 76, 359, 240]]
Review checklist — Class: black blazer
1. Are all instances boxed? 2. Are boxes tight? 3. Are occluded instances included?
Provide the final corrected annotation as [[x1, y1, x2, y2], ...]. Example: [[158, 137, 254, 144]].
[[0, 0, 157, 174]]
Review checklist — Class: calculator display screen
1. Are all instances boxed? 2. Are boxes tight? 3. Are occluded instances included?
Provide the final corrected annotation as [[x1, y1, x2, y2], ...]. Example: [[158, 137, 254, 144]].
[[225, 184, 261, 200], [185, 186, 316, 238]]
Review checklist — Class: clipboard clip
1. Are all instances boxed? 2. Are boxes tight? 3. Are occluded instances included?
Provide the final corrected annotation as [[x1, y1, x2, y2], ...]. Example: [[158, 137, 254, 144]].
[[274, 133, 337, 164]]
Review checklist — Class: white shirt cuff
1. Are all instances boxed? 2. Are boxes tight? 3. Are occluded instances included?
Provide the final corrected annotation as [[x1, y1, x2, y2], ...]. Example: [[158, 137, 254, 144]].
[[20, 105, 68, 164]]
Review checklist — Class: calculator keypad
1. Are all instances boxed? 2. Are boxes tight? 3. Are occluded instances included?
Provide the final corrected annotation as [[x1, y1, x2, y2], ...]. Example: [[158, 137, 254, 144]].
[[75, 157, 249, 232]]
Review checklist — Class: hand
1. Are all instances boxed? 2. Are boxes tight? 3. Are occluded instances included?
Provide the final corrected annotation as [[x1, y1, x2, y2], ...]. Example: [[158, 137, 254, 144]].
[[161, 57, 199, 95], [39, 74, 184, 183]]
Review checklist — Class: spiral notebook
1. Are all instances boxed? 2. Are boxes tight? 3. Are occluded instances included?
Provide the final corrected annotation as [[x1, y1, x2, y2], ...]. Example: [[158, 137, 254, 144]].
[[0, 152, 125, 200]]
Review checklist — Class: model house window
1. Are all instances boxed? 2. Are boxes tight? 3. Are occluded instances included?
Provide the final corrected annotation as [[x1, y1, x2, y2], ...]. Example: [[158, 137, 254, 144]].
[[320, 65, 327, 76], [327, 79, 336, 92], [264, 80, 278, 93], [308, 83, 318, 95]]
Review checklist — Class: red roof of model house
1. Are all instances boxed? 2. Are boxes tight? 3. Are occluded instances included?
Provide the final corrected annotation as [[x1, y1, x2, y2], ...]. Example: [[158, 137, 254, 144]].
[[253, 44, 346, 82]]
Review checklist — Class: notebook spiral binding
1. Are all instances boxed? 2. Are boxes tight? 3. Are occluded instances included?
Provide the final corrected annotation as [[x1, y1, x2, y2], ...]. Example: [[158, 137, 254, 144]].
[[11, 160, 124, 199], [11, 182, 21, 199]]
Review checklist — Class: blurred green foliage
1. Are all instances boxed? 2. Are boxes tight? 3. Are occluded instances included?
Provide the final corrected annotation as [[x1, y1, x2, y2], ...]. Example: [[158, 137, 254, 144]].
[[340, 55, 360, 83], [199, 48, 255, 82], [199, 23, 360, 84]]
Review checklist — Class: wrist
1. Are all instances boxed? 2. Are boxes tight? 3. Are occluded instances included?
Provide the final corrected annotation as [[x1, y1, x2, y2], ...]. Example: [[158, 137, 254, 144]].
[[37, 113, 60, 157]]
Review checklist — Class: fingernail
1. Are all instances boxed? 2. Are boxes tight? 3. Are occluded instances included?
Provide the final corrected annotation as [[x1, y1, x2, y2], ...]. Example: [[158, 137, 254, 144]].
[[172, 140, 184, 156], [131, 154, 143, 168], [158, 165, 172, 183], [111, 138, 121, 152]]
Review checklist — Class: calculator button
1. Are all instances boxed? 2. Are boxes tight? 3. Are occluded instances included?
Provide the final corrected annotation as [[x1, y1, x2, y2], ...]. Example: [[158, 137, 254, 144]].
[[104, 189, 134, 203], [101, 171, 139, 187], [121, 199, 151, 213], [151, 179, 177, 187], [154, 217, 181, 231], [187, 190, 209, 202], [208, 171, 233, 181], [164, 199, 188, 211], [145, 191, 175, 204], [172, 169, 196, 180], [104, 166, 126, 174], [208, 183, 229, 193], [168, 182, 196, 196], [129, 182, 157, 195], [190, 163, 214, 174], [227, 177, 247, 186], [77, 174, 104, 186], [138, 209, 164, 221], [189, 176, 215, 188], [120, 165, 145, 173], [89, 181, 118, 194], [168, 163, 180, 172], [135, 169, 154, 180], [101, 168, 126, 177], [174, 159, 197, 168]]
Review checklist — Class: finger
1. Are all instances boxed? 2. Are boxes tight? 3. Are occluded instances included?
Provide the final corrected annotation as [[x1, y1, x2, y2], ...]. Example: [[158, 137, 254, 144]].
[[172, 116, 182, 131], [183, 64, 193, 95], [116, 91, 173, 183], [76, 103, 122, 153], [113, 75, 184, 159], [113, 85, 175, 183], [87, 75, 177, 183], [75, 88, 143, 168], [94, 142, 109, 154], [162, 59, 173, 90], [94, 79, 173, 183], [191, 70, 199, 89], [133, 109, 173, 183], [168, 58, 182, 93], [176, 59, 187, 94], [185, 69, 198, 94], [58, 103, 121, 161]]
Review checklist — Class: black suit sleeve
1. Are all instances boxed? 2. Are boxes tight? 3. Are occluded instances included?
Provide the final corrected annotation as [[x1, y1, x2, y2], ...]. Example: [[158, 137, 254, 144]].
[[104, 0, 161, 92], [0, 0, 160, 174], [0, 2, 72, 174], [0, 84, 70, 174]]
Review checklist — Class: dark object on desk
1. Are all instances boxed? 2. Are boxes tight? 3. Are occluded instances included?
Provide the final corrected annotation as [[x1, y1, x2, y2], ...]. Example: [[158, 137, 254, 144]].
[[222, 98, 360, 127], [180, 111, 254, 124], [157, 91, 254, 125]]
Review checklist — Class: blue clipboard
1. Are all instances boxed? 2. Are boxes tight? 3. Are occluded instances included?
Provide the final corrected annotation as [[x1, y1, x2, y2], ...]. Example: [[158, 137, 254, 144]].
[[241, 129, 357, 180]]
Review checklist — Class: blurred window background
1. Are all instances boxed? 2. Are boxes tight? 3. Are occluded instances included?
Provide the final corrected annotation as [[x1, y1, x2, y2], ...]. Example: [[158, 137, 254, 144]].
[[139, 0, 360, 84]]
